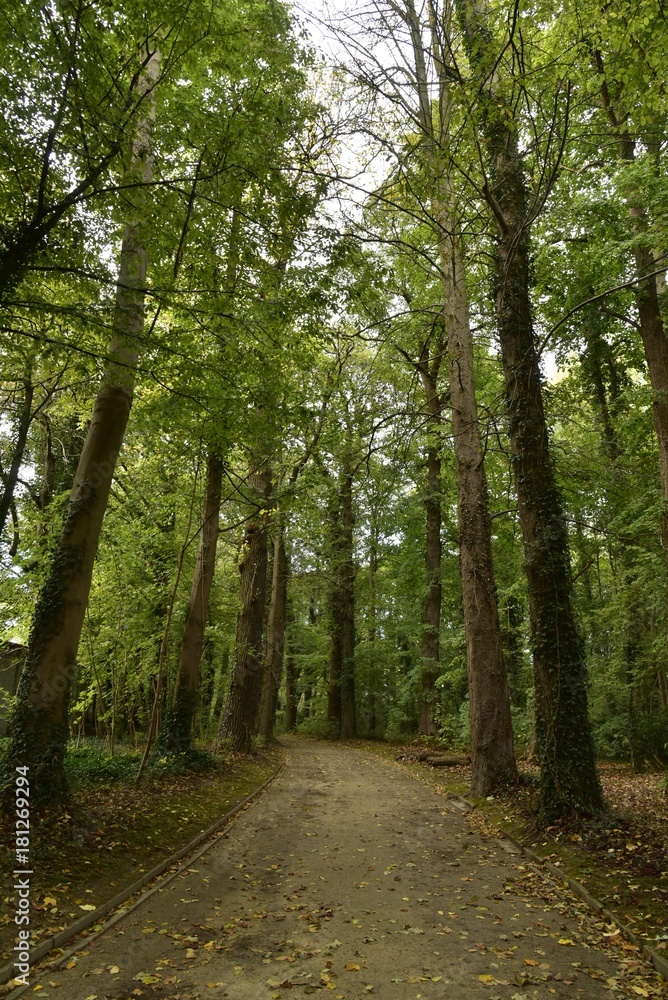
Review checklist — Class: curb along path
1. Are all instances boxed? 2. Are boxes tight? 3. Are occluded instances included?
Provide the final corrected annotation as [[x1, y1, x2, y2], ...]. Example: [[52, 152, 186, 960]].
[[2, 755, 286, 996], [7, 739, 667, 999]]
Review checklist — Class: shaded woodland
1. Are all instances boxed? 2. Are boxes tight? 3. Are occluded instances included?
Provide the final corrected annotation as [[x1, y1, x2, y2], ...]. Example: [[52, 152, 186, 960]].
[[0, 0, 667, 825]]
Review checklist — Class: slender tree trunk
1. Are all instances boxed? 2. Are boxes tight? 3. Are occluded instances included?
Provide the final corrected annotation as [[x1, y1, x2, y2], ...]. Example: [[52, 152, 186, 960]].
[[258, 527, 288, 742], [367, 517, 378, 737], [340, 466, 356, 738], [0, 376, 33, 543], [437, 199, 518, 794], [327, 491, 343, 729], [284, 630, 297, 731], [217, 464, 271, 752], [1, 49, 160, 805], [456, 0, 602, 820], [157, 451, 222, 753], [419, 436, 442, 736]]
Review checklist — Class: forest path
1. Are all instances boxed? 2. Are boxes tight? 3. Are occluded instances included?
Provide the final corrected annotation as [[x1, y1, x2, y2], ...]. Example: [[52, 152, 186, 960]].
[[39, 738, 661, 1000]]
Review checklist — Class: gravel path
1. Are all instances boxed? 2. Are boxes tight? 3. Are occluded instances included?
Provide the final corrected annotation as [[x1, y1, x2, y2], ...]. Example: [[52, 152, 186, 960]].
[[23, 739, 666, 999]]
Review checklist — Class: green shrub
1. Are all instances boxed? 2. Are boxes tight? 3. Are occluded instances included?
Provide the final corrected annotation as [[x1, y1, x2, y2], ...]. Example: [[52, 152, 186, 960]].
[[64, 741, 141, 787]]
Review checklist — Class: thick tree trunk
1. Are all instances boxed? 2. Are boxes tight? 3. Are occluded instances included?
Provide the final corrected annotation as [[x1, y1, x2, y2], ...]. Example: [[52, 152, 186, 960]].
[[217, 464, 271, 753], [258, 528, 288, 742], [157, 451, 222, 753], [0, 377, 33, 543], [438, 200, 518, 794], [457, 1, 602, 820], [1, 49, 160, 805]]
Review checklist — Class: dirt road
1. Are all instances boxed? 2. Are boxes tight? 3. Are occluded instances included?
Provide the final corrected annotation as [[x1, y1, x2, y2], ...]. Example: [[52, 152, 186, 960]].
[[19, 739, 666, 999]]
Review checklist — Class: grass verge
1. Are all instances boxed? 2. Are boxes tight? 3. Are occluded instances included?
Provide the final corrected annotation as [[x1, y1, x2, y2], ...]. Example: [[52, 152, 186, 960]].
[[0, 740, 282, 964]]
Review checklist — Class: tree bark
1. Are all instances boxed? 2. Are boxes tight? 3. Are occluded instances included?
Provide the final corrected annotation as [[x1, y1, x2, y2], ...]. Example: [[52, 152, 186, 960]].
[[258, 527, 288, 742], [419, 435, 442, 736], [327, 461, 357, 737], [284, 629, 297, 731], [1, 48, 160, 805], [157, 451, 222, 753], [456, 0, 602, 820], [340, 466, 357, 738], [438, 199, 518, 794], [217, 464, 271, 753]]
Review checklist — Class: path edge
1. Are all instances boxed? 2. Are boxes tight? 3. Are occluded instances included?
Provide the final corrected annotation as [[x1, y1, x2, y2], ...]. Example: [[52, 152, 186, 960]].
[[1, 752, 286, 993], [383, 752, 668, 983]]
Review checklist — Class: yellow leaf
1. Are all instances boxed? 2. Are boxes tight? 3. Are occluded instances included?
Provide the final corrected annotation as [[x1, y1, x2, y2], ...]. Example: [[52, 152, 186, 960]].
[[79, 904, 96, 911], [345, 962, 361, 971], [524, 958, 538, 965], [631, 989, 649, 997], [203, 941, 214, 950], [108, 966, 120, 975], [558, 938, 575, 946], [43, 897, 57, 906], [479, 974, 494, 982]]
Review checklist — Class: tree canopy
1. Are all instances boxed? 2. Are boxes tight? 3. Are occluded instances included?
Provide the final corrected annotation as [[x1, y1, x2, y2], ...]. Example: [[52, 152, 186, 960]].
[[0, 0, 667, 823]]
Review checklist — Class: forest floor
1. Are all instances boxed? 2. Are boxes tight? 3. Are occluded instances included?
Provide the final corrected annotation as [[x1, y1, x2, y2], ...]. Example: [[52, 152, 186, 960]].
[[3, 736, 666, 999], [0, 743, 282, 966], [364, 742, 668, 953]]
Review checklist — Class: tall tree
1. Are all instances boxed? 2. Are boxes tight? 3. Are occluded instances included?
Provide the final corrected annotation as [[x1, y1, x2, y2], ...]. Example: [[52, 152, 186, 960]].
[[1, 46, 161, 803], [456, 0, 602, 818]]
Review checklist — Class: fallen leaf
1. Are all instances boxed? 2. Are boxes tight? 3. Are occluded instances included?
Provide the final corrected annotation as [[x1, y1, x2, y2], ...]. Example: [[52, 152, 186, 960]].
[[345, 963, 361, 971]]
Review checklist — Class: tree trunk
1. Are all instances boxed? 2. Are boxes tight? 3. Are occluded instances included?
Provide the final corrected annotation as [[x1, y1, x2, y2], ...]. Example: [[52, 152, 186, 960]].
[[456, 1, 602, 820], [340, 466, 357, 738], [438, 200, 518, 794], [284, 614, 297, 731], [327, 462, 357, 737], [258, 527, 288, 742], [419, 438, 442, 735], [157, 451, 222, 754], [1, 48, 160, 805], [217, 464, 271, 752], [0, 376, 33, 543]]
